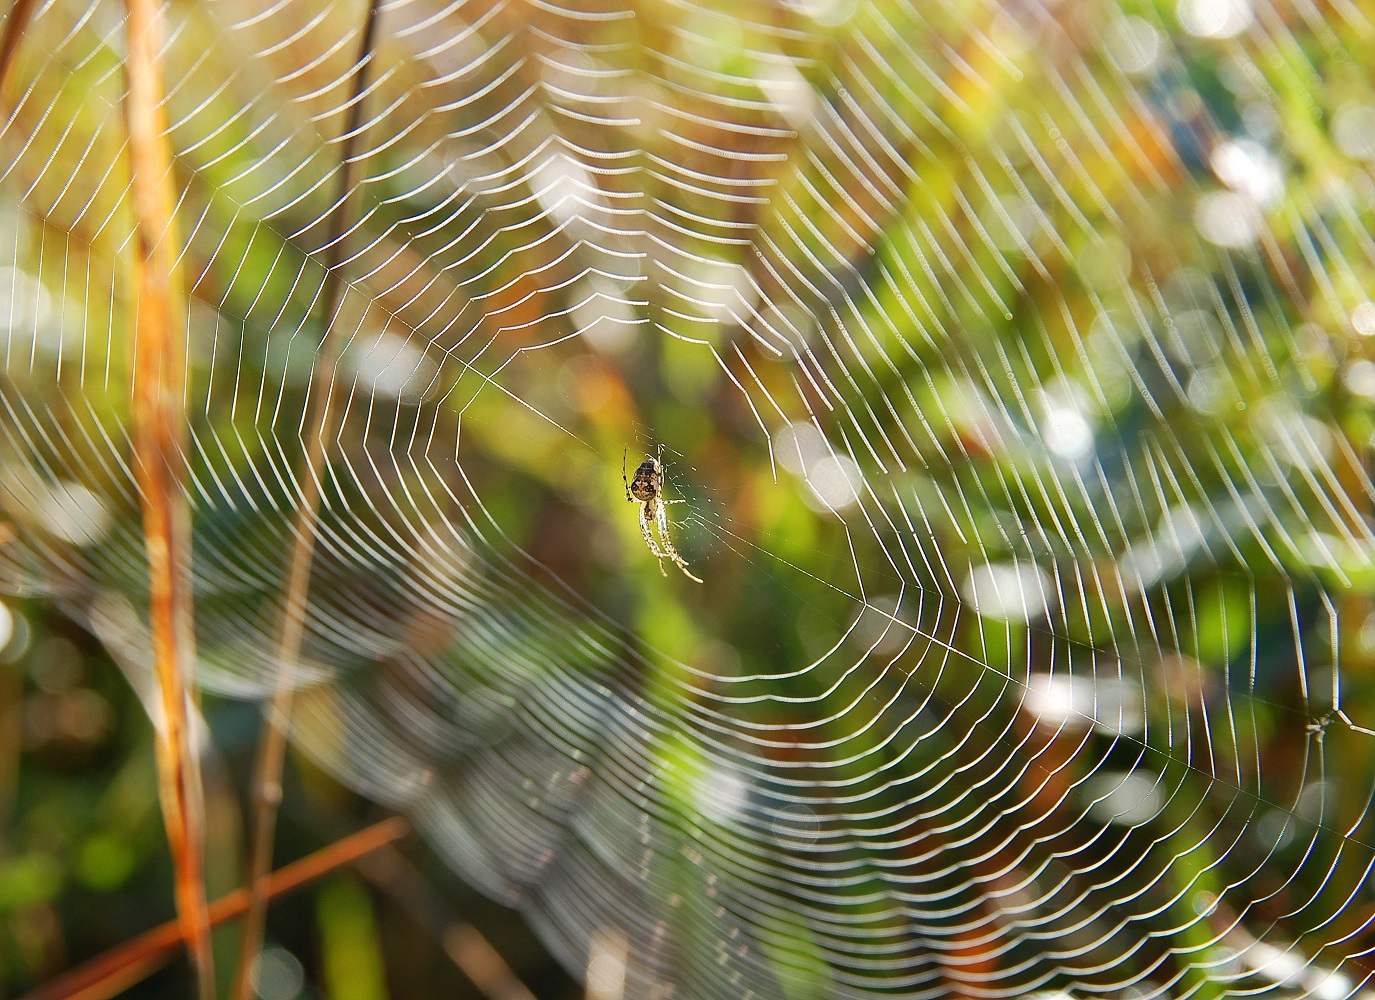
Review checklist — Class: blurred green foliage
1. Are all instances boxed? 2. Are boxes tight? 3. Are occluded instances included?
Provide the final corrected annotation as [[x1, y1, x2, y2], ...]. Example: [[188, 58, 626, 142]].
[[2, 0, 1375, 996]]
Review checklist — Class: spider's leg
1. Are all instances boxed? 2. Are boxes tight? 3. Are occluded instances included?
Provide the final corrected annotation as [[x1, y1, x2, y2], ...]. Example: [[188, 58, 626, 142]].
[[640, 503, 669, 575], [623, 448, 632, 502], [655, 497, 668, 538], [657, 499, 703, 583], [670, 549, 703, 583]]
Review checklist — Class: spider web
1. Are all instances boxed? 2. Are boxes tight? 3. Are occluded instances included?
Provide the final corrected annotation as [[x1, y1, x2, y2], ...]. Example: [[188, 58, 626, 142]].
[[4, 0, 1375, 995]]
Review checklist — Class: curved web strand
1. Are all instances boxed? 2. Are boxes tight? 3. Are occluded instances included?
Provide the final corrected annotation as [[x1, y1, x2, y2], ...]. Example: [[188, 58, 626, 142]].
[[3, 0, 1375, 997]]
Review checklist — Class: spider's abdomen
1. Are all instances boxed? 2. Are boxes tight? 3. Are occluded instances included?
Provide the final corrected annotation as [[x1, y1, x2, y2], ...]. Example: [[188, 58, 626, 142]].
[[630, 460, 660, 502]]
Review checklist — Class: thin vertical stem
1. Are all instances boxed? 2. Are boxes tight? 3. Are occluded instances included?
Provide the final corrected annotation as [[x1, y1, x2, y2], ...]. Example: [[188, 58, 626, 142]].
[[0, 0, 38, 95], [232, 5, 381, 998], [123, 0, 212, 996]]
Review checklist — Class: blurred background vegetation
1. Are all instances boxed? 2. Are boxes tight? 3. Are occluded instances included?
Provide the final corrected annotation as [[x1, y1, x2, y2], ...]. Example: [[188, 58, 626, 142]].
[[0, 596, 581, 998], [2, 0, 1375, 997]]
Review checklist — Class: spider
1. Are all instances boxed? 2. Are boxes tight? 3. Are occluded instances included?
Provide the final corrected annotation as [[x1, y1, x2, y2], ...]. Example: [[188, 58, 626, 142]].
[[624, 445, 702, 583]]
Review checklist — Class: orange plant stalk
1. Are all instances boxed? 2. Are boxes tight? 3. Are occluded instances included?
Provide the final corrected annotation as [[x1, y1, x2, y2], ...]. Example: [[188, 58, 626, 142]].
[[0, 0, 39, 95], [22, 818, 409, 1000], [123, 0, 213, 996]]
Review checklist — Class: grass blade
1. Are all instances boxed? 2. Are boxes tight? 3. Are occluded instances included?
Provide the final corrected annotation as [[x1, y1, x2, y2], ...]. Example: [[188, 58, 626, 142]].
[[123, 0, 212, 995]]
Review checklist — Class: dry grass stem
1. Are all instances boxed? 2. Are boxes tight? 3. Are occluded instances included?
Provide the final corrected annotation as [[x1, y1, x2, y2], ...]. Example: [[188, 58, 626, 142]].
[[233, 4, 382, 998], [123, 0, 213, 995], [0, 0, 38, 96], [358, 846, 539, 1000], [21, 817, 409, 1000], [442, 925, 541, 1000]]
